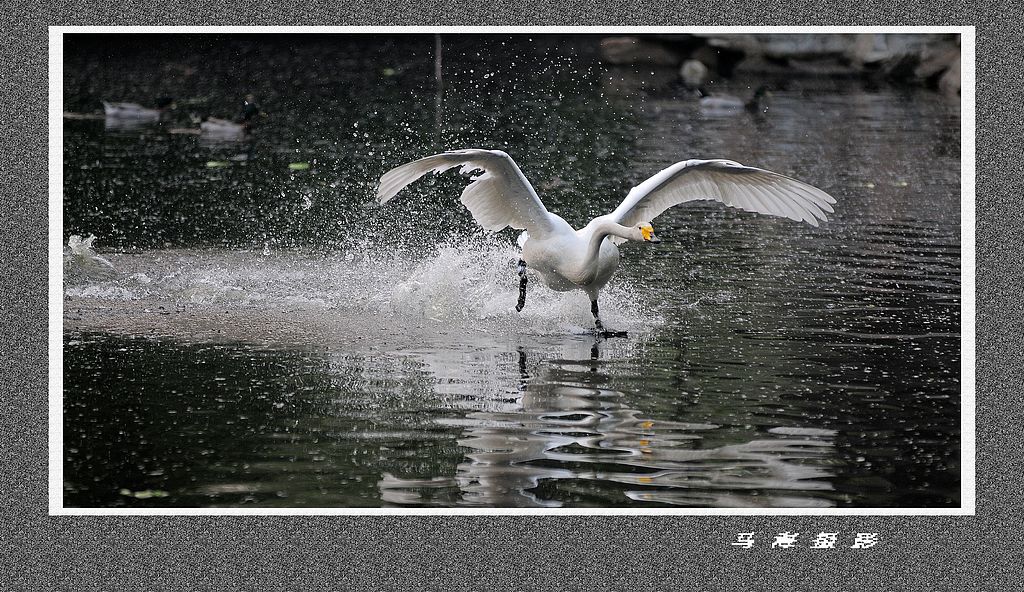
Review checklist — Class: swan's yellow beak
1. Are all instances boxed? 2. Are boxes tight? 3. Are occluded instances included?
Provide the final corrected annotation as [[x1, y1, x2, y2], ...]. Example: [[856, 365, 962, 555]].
[[641, 224, 661, 243]]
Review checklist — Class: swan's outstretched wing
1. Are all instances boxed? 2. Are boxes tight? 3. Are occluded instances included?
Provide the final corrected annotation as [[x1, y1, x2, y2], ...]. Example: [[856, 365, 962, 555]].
[[377, 149, 557, 236], [610, 159, 836, 228]]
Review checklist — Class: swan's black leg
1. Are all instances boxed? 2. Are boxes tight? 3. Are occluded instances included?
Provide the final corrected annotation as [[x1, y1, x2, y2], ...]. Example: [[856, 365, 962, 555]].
[[515, 259, 527, 312], [592, 297, 628, 338]]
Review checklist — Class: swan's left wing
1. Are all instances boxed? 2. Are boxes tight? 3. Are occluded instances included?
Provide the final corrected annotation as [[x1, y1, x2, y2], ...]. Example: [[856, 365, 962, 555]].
[[610, 159, 836, 229], [377, 149, 557, 237]]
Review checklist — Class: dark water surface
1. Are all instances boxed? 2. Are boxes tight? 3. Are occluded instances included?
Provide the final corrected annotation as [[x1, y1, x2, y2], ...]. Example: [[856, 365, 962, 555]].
[[62, 35, 962, 508]]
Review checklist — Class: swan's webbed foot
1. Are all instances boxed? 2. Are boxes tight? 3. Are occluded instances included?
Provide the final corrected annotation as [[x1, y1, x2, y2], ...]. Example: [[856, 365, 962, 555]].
[[515, 259, 527, 312]]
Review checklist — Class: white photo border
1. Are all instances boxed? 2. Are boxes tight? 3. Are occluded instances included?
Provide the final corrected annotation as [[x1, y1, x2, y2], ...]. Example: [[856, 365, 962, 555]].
[[49, 25, 976, 517]]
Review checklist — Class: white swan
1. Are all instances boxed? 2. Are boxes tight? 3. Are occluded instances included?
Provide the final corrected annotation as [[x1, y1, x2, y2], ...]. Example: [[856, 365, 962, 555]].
[[377, 149, 836, 333]]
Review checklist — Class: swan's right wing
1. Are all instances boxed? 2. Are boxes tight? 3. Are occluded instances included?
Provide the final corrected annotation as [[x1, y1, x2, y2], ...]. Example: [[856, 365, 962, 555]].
[[611, 159, 836, 228], [377, 149, 557, 237]]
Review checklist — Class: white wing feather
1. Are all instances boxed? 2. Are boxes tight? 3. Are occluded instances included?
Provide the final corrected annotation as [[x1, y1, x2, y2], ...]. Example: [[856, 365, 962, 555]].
[[611, 159, 837, 229], [377, 149, 556, 237]]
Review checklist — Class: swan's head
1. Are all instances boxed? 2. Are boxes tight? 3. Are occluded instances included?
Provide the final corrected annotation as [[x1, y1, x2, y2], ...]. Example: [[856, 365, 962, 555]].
[[637, 222, 661, 244]]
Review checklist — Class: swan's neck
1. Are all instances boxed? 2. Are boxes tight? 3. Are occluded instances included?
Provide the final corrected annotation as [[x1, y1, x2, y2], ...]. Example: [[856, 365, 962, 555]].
[[588, 219, 634, 253], [581, 219, 633, 281]]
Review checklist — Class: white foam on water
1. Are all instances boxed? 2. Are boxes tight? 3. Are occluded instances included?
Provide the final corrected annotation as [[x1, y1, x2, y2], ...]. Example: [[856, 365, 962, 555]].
[[64, 285, 137, 300], [63, 234, 661, 337]]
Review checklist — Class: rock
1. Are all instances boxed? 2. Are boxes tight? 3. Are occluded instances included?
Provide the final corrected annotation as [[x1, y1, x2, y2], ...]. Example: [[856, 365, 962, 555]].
[[679, 59, 709, 88], [915, 45, 960, 79], [597, 33, 961, 96], [697, 33, 850, 60], [880, 53, 921, 81], [939, 52, 961, 95], [847, 34, 953, 69], [757, 34, 852, 59], [599, 37, 682, 66], [850, 34, 893, 66]]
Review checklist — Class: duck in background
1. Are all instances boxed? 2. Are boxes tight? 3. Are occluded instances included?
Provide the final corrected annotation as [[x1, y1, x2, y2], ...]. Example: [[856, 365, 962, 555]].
[[199, 94, 266, 138], [102, 97, 176, 120], [697, 85, 770, 115]]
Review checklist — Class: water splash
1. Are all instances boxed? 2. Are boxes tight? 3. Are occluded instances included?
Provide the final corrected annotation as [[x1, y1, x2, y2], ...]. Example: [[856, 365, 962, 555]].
[[64, 234, 117, 282], [63, 234, 660, 339]]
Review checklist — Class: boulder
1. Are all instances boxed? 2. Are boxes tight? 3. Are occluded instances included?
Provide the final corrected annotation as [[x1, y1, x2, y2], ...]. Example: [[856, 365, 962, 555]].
[[915, 45, 960, 79], [679, 59, 709, 88], [880, 54, 922, 81], [939, 52, 961, 95], [597, 33, 962, 95], [847, 34, 956, 69], [599, 37, 683, 66], [696, 33, 850, 60], [849, 34, 894, 66]]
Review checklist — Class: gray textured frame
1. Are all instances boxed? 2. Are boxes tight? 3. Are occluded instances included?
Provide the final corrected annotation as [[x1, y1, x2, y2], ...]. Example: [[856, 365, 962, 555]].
[[3, 4, 1010, 589]]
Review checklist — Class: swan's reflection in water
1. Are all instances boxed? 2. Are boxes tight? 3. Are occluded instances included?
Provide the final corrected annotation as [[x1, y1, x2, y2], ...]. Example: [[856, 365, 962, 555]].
[[378, 339, 838, 508]]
